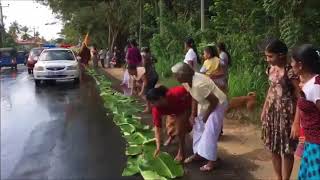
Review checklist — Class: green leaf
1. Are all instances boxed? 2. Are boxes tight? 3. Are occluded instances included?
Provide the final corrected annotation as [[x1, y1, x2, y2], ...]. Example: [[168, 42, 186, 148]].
[[147, 152, 184, 178], [119, 123, 136, 134], [122, 157, 140, 176], [126, 145, 143, 156], [140, 171, 167, 180], [125, 132, 147, 145]]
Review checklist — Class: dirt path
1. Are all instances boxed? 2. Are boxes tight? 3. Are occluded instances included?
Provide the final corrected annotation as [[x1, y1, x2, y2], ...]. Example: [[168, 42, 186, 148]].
[[101, 67, 300, 180]]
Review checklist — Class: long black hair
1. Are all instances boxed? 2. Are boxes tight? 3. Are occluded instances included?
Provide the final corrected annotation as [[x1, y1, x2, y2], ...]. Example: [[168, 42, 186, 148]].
[[204, 46, 219, 58], [185, 37, 201, 65], [146, 86, 168, 102], [292, 44, 320, 74], [217, 42, 232, 66]]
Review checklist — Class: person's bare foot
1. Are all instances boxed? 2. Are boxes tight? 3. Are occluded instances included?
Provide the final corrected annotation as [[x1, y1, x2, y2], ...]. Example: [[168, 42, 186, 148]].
[[163, 136, 174, 146], [174, 152, 184, 163]]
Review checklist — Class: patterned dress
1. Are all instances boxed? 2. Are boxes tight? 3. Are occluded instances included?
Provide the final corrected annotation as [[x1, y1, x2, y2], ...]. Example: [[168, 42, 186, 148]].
[[261, 65, 298, 155]]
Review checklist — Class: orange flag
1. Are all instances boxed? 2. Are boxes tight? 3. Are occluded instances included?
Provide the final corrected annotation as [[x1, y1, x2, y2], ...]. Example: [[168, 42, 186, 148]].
[[83, 33, 90, 46]]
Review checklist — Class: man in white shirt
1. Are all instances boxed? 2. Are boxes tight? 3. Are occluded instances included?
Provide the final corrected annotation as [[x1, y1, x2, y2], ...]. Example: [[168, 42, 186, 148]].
[[171, 62, 227, 172]]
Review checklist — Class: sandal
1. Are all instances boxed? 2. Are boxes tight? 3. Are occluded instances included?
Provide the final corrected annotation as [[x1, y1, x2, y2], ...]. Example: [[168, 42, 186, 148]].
[[200, 164, 214, 172], [184, 154, 202, 164]]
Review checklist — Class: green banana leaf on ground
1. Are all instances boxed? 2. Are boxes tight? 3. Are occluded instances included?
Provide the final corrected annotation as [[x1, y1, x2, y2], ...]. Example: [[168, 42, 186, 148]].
[[122, 156, 140, 176], [126, 145, 143, 156], [87, 67, 185, 180], [140, 171, 167, 180], [119, 123, 136, 134]]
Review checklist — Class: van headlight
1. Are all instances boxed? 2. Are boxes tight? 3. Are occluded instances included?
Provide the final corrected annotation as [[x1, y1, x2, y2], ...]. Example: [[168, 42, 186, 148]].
[[34, 66, 44, 71], [66, 65, 77, 70]]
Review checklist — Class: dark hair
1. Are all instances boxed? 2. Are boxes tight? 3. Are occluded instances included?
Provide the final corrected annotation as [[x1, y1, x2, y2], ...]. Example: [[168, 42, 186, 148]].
[[141, 47, 150, 53], [292, 44, 320, 74], [265, 39, 288, 55], [217, 42, 232, 66], [204, 46, 219, 58], [185, 37, 201, 65], [128, 39, 138, 47], [127, 64, 137, 71], [146, 86, 168, 102]]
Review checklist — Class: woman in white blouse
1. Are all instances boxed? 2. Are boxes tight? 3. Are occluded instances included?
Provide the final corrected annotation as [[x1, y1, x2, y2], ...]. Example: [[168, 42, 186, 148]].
[[184, 37, 200, 71]]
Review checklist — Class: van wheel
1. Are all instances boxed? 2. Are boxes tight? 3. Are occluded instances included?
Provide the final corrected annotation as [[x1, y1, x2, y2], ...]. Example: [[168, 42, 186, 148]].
[[35, 80, 41, 86]]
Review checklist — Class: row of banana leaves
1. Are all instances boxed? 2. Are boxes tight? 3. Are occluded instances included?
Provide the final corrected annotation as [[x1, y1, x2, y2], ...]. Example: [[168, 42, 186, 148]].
[[86, 68, 184, 180]]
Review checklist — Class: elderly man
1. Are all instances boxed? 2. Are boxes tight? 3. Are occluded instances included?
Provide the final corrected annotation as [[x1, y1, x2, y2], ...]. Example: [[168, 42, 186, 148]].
[[171, 62, 228, 172]]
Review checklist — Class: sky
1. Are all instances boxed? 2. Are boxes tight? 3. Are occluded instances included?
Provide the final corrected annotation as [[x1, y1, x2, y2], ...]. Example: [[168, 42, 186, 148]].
[[2, 0, 63, 40]]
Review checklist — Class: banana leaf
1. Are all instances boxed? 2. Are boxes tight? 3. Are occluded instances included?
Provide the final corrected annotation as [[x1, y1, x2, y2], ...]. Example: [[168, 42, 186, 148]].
[[122, 156, 140, 176], [126, 145, 143, 156], [119, 123, 136, 134], [140, 171, 167, 180], [125, 132, 147, 145], [143, 152, 184, 179]]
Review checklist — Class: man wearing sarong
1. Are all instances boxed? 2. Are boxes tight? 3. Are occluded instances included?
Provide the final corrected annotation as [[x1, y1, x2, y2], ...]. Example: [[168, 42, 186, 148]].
[[146, 86, 192, 162], [171, 62, 228, 172]]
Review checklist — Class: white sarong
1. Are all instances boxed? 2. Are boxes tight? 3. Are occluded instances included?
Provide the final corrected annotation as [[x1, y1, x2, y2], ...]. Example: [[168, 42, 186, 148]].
[[192, 102, 227, 161], [122, 69, 130, 88]]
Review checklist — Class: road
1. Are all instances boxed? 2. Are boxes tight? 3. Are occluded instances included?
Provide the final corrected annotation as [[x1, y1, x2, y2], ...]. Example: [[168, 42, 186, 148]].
[[1, 66, 140, 180]]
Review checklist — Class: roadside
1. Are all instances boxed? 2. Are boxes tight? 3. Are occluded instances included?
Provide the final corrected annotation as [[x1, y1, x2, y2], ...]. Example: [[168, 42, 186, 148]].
[[99, 67, 300, 180]]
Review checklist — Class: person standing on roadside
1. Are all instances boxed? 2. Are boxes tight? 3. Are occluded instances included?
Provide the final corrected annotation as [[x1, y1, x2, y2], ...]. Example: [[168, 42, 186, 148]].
[[105, 48, 112, 68], [261, 39, 300, 180], [184, 37, 200, 71], [91, 45, 99, 68], [217, 42, 232, 92], [79, 42, 90, 66], [121, 39, 142, 88], [291, 44, 320, 180], [98, 48, 106, 68], [200, 46, 225, 91]]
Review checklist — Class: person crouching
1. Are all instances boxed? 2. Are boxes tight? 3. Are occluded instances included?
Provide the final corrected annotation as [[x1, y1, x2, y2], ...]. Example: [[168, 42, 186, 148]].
[[172, 62, 228, 172], [146, 86, 192, 162]]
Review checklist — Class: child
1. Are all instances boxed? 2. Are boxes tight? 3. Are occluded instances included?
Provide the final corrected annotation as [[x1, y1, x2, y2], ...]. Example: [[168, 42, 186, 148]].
[[291, 44, 320, 179], [200, 46, 225, 91], [261, 39, 300, 180]]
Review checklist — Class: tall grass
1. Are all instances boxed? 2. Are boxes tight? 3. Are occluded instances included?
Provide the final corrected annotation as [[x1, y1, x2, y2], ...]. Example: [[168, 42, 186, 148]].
[[228, 68, 268, 104]]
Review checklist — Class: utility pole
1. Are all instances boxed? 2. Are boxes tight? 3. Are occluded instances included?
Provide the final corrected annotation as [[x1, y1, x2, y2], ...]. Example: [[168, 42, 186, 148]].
[[0, 1, 5, 47], [200, 0, 205, 31], [0, 1, 9, 47], [159, 0, 164, 34], [138, 0, 142, 48]]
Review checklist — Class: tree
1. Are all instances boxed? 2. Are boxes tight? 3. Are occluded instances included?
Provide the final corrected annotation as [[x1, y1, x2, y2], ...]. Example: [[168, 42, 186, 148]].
[[8, 21, 20, 40], [20, 26, 31, 40]]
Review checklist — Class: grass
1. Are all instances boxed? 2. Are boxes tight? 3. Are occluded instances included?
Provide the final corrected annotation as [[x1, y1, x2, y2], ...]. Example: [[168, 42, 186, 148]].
[[158, 76, 179, 87]]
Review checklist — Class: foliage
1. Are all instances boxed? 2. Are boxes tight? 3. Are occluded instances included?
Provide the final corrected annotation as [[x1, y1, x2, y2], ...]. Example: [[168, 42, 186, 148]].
[[86, 68, 184, 180], [2, 31, 17, 48], [46, 0, 320, 110]]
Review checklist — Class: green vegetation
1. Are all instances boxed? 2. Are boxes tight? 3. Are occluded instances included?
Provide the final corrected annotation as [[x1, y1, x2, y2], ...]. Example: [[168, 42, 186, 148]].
[[86, 68, 184, 179], [43, 0, 320, 107]]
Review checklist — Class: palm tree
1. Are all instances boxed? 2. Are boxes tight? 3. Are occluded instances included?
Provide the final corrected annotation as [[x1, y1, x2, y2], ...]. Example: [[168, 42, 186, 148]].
[[20, 26, 31, 40], [8, 21, 21, 40]]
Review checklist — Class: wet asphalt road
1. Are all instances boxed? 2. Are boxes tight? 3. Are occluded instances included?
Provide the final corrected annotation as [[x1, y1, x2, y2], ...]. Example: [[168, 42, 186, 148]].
[[1, 66, 140, 180]]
